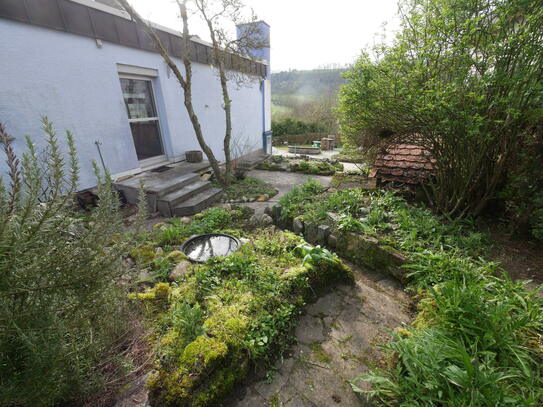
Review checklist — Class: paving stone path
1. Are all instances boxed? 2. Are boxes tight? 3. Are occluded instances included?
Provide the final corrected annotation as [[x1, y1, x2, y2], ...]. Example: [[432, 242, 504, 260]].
[[228, 261, 412, 407]]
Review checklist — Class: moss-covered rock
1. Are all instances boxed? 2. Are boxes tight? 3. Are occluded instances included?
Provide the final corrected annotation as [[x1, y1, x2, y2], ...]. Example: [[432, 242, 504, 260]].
[[165, 250, 187, 263], [130, 246, 156, 265], [138, 227, 352, 406]]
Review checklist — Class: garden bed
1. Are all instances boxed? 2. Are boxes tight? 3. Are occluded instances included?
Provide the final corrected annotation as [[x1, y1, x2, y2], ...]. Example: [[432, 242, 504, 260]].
[[272, 180, 543, 406], [257, 155, 344, 176], [128, 207, 353, 406], [212, 176, 278, 203]]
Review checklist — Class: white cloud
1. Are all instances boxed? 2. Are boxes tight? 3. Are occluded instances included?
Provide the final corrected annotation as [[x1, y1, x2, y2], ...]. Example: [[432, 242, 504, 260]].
[[126, 0, 401, 72]]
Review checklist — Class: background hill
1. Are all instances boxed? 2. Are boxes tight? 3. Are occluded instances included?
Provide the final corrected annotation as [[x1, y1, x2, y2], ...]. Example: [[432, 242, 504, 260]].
[[271, 68, 347, 135]]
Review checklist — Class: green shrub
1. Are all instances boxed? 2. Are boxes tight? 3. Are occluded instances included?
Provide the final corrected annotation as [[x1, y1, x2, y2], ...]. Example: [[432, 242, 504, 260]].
[[0, 119, 130, 405], [353, 274, 543, 406], [338, 0, 543, 219], [153, 207, 251, 247], [278, 178, 327, 219], [288, 160, 343, 176]]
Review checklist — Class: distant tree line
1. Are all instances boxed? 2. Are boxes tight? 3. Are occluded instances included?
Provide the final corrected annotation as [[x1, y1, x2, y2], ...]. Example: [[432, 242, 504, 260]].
[[272, 117, 326, 137]]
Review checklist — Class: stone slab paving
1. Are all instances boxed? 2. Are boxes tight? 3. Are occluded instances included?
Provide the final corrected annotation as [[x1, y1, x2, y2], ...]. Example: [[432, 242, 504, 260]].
[[228, 261, 412, 407]]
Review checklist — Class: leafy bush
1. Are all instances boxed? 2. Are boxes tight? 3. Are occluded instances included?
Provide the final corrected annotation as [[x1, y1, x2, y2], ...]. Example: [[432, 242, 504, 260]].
[[153, 207, 251, 247], [338, 0, 543, 219], [278, 178, 327, 219], [0, 120, 130, 405], [280, 180, 543, 404], [353, 271, 543, 406], [500, 135, 543, 241]]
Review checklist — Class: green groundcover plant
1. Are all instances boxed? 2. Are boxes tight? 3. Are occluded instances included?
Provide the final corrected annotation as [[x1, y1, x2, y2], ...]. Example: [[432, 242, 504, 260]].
[[128, 208, 353, 406], [280, 181, 543, 406], [0, 119, 131, 406]]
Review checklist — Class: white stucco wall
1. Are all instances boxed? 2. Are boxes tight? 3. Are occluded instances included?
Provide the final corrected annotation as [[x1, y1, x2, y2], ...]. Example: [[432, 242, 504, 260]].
[[0, 18, 268, 190]]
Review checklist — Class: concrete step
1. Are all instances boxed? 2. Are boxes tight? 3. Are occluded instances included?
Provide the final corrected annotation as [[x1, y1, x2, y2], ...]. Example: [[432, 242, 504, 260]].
[[172, 187, 223, 217], [157, 181, 212, 217], [150, 173, 201, 197]]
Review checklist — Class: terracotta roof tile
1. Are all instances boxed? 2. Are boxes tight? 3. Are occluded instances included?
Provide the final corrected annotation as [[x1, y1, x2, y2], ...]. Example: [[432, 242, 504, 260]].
[[372, 143, 435, 184]]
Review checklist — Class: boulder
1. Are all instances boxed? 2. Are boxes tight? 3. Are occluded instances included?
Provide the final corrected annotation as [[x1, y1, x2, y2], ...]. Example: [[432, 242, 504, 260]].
[[249, 213, 274, 227], [271, 204, 283, 220], [168, 260, 191, 281], [137, 269, 153, 281], [327, 212, 340, 222], [327, 234, 338, 248], [336, 232, 408, 282], [165, 250, 187, 263]]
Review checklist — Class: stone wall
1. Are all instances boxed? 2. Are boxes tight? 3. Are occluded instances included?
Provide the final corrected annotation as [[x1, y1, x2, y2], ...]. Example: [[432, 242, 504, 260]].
[[268, 204, 408, 283]]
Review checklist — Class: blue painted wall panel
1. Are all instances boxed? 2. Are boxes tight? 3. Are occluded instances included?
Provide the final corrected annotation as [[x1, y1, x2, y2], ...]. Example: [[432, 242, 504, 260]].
[[0, 18, 264, 190]]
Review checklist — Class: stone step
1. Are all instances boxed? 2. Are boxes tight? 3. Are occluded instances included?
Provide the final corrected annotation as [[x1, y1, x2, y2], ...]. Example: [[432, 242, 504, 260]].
[[172, 187, 223, 217], [157, 181, 212, 217], [150, 173, 202, 197]]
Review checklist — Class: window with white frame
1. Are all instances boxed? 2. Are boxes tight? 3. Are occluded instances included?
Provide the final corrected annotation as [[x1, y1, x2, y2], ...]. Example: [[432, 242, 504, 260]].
[[119, 77, 164, 161]]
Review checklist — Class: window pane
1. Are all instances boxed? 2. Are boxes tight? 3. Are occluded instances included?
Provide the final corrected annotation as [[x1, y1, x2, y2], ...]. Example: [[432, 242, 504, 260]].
[[130, 121, 163, 160], [120, 78, 157, 119]]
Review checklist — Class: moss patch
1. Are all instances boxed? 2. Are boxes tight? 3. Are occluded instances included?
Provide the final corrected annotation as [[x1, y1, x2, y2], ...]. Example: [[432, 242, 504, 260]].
[[310, 342, 332, 364]]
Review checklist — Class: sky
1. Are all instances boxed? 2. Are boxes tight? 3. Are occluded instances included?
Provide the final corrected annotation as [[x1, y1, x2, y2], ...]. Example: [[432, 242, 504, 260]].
[[127, 0, 401, 72]]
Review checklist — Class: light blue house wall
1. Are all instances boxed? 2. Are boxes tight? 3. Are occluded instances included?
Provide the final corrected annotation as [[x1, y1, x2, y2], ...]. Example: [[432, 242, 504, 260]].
[[0, 15, 270, 190]]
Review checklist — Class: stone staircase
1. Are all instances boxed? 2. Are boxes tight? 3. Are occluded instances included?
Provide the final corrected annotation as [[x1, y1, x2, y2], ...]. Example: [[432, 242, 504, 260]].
[[114, 162, 222, 217]]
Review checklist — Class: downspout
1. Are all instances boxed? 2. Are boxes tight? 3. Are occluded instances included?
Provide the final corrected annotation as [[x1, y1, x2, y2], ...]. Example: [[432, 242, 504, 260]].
[[261, 78, 266, 132], [261, 78, 266, 152]]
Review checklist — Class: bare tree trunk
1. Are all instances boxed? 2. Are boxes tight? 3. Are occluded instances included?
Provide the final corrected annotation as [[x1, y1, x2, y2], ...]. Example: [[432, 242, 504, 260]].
[[116, 0, 228, 185], [176, 0, 228, 185], [201, 10, 233, 184]]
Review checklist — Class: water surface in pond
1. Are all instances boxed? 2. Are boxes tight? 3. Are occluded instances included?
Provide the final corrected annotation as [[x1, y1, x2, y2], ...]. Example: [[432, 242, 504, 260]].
[[182, 234, 240, 263]]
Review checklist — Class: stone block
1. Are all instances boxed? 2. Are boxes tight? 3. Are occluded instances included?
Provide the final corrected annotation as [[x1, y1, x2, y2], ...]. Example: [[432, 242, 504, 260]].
[[327, 234, 338, 248], [317, 225, 331, 244], [292, 217, 304, 235], [271, 204, 282, 220], [304, 222, 319, 244]]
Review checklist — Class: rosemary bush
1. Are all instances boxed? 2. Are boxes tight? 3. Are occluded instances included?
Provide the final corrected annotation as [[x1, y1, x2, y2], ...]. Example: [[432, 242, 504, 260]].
[[0, 119, 130, 405]]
